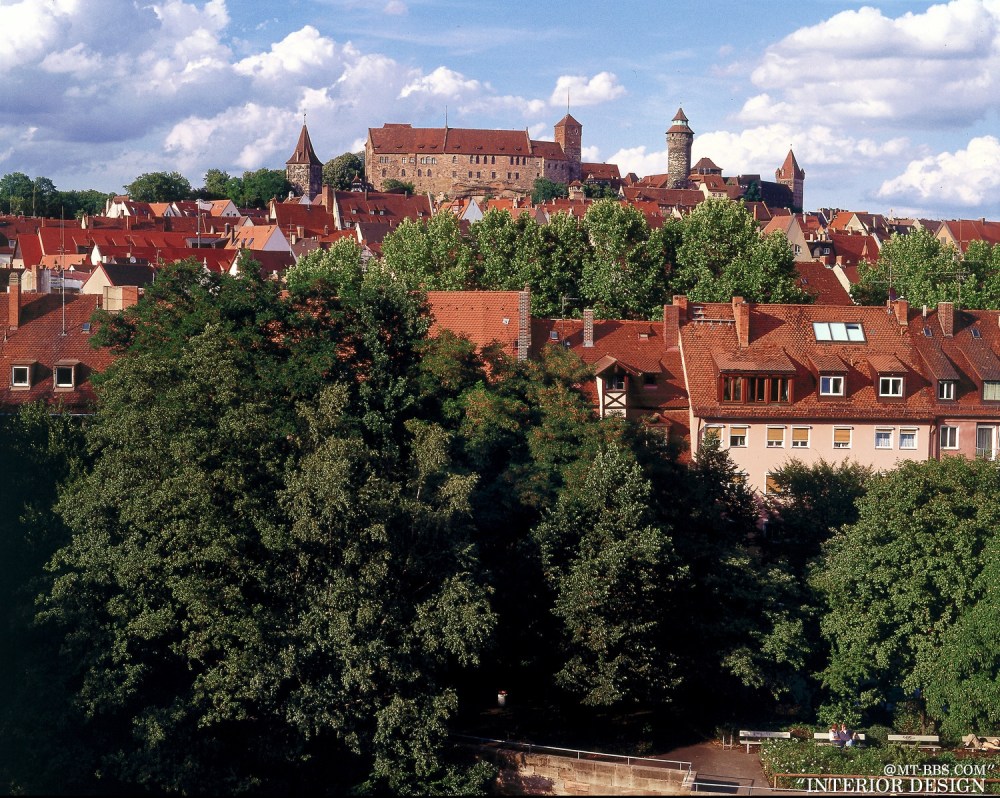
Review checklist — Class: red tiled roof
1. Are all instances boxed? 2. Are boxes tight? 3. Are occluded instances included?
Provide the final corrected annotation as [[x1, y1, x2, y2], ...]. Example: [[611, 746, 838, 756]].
[[426, 291, 524, 354], [796, 261, 853, 305], [680, 301, 936, 420], [1, 292, 113, 412]]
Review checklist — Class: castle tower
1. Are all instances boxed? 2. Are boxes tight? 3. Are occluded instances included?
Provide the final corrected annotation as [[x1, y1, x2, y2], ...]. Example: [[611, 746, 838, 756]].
[[776, 149, 805, 211], [554, 113, 582, 182], [667, 108, 693, 189], [286, 122, 323, 199]]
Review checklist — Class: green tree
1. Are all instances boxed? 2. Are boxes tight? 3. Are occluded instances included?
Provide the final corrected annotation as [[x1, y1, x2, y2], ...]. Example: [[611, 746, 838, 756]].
[[124, 170, 193, 202], [672, 198, 809, 303], [580, 199, 668, 318], [469, 208, 540, 291], [0, 406, 92, 794], [530, 211, 589, 317], [814, 457, 1000, 733], [323, 151, 365, 190], [0, 172, 33, 214], [851, 229, 959, 307], [284, 236, 364, 294], [381, 214, 474, 290], [236, 168, 291, 208], [58, 188, 110, 218], [199, 168, 233, 199], [534, 443, 683, 706], [531, 177, 568, 204], [40, 259, 493, 793]]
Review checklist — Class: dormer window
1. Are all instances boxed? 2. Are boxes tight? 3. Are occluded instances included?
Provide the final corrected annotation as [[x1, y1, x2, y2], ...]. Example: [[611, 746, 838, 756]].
[[938, 380, 956, 401], [54, 361, 78, 391], [820, 375, 844, 396], [879, 376, 903, 397], [11, 362, 33, 389], [607, 374, 625, 391], [720, 374, 792, 404], [984, 381, 1000, 401]]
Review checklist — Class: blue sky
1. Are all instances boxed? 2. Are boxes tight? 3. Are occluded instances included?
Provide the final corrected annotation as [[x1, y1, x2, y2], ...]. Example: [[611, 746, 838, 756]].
[[4, 0, 1000, 219]]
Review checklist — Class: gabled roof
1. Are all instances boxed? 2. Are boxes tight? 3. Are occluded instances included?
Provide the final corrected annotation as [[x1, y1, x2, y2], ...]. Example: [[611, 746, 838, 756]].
[[426, 291, 527, 355]]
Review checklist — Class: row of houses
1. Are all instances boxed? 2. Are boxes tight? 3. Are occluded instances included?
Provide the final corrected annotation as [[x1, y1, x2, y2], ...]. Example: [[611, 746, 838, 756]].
[[6, 264, 1000, 494], [427, 290, 1000, 493]]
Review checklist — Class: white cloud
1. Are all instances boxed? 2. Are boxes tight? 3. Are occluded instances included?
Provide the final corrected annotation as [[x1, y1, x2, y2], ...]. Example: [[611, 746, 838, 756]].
[[609, 145, 668, 178], [0, 0, 76, 70], [550, 72, 625, 107], [234, 26, 336, 81], [400, 66, 483, 98], [581, 145, 601, 162], [40, 42, 105, 75], [741, 0, 1000, 128], [878, 135, 1000, 206]]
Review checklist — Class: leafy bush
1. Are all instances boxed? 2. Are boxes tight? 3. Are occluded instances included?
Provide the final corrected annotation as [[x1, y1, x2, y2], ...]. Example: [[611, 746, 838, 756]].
[[760, 740, 961, 790]]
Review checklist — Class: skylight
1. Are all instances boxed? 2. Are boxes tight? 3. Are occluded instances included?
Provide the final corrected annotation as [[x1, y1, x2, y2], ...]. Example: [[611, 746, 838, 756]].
[[813, 321, 866, 342]]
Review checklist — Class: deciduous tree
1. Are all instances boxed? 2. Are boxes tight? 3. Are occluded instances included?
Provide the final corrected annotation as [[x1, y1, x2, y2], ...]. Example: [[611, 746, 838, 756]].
[[124, 171, 193, 202]]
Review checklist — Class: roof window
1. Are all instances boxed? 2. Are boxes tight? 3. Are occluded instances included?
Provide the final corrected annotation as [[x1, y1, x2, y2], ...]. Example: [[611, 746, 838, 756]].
[[813, 321, 865, 342]]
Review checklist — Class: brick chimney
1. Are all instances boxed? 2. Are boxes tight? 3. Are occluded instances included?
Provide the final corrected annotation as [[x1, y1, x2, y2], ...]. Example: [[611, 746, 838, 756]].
[[583, 308, 594, 347], [517, 286, 531, 361], [893, 298, 909, 327], [673, 295, 688, 319], [662, 304, 679, 348], [733, 296, 749, 348], [938, 301, 954, 337], [8, 272, 20, 330]]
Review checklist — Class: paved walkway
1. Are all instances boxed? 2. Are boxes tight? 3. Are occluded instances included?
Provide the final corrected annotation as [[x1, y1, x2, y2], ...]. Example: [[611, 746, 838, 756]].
[[659, 740, 768, 795]]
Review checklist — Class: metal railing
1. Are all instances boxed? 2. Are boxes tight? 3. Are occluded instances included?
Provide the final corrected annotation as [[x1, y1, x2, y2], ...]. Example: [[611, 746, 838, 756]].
[[452, 733, 693, 774]]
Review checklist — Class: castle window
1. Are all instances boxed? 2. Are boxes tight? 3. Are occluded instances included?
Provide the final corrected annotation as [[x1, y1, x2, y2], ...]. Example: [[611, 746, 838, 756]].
[[427, 169, 432, 177], [417, 169, 422, 177], [452, 171, 456, 177], [382, 169, 387, 177], [491, 156, 495, 164], [401, 169, 405, 176], [515, 172, 519, 179], [468, 171, 472, 178], [452, 156, 457, 163], [491, 172, 496, 179], [476, 172, 481, 178]]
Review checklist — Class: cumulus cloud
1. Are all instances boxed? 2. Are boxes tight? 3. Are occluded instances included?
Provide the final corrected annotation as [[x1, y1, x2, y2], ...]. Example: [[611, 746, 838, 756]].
[[609, 145, 668, 179], [878, 135, 1000, 206], [234, 26, 336, 81], [740, 0, 1000, 128], [400, 66, 484, 98], [550, 72, 625, 107]]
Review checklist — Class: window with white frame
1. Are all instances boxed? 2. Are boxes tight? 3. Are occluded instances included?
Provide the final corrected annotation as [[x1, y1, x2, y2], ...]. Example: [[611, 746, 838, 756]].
[[833, 427, 852, 449], [940, 425, 958, 449], [766, 427, 785, 448], [875, 428, 893, 449], [54, 364, 76, 390], [820, 374, 845, 396], [879, 376, 903, 397], [938, 380, 956, 400], [813, 321, 866, 342], [765, 473, 783, 495], [791, 427, 810, 448], [729, 425, 748, 447], [984, 381, 1000, 401], [976, 425, 995, 459], [899, 428, 917, 450], [11, 364, 30, 389]]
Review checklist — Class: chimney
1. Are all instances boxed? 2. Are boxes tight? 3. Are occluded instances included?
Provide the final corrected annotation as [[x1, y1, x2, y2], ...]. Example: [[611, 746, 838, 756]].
[[517, 286, 531, 361], [583, 309, 594, 347], [8, 272, 20, 330], [662, 304, 679, 348], [673, 295, 688, 319], [733, 296, 749, 348], [938, 301, 954, 337], [893, 298, 909, 326]]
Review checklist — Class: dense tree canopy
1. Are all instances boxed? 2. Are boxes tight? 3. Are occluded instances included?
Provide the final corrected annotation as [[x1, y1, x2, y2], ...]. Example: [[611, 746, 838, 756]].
[[814, 457, 1000, 736], [323, 151, 365, 190], [672, 198, 809, 303], [531, 177, 568, 204], [124, 170, 193, 202], [0, 171, 107, 218]]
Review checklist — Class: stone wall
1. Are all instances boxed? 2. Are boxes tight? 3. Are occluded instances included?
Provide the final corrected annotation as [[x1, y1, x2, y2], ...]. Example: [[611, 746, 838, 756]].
[[486, 748, 691, 796]]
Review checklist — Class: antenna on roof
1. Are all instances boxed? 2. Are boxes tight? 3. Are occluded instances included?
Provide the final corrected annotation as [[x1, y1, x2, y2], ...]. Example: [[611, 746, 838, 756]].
[[60, 205, 66, 336], [445, 105, 448, 128]]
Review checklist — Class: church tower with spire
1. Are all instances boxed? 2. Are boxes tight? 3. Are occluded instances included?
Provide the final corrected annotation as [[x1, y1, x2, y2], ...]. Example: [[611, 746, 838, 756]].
[[286, 121, 323, 199], [667, 108, 693, 189], [776, 149, 805, 211]]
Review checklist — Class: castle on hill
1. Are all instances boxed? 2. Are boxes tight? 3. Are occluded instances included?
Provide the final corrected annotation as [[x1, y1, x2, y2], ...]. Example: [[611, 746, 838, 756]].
[[287, 107, 804, 210]]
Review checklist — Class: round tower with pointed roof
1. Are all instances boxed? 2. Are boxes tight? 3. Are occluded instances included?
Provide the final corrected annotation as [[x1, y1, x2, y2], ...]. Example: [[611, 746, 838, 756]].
[[667, 107, 693, 189], [286, 122, 323, 199]]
